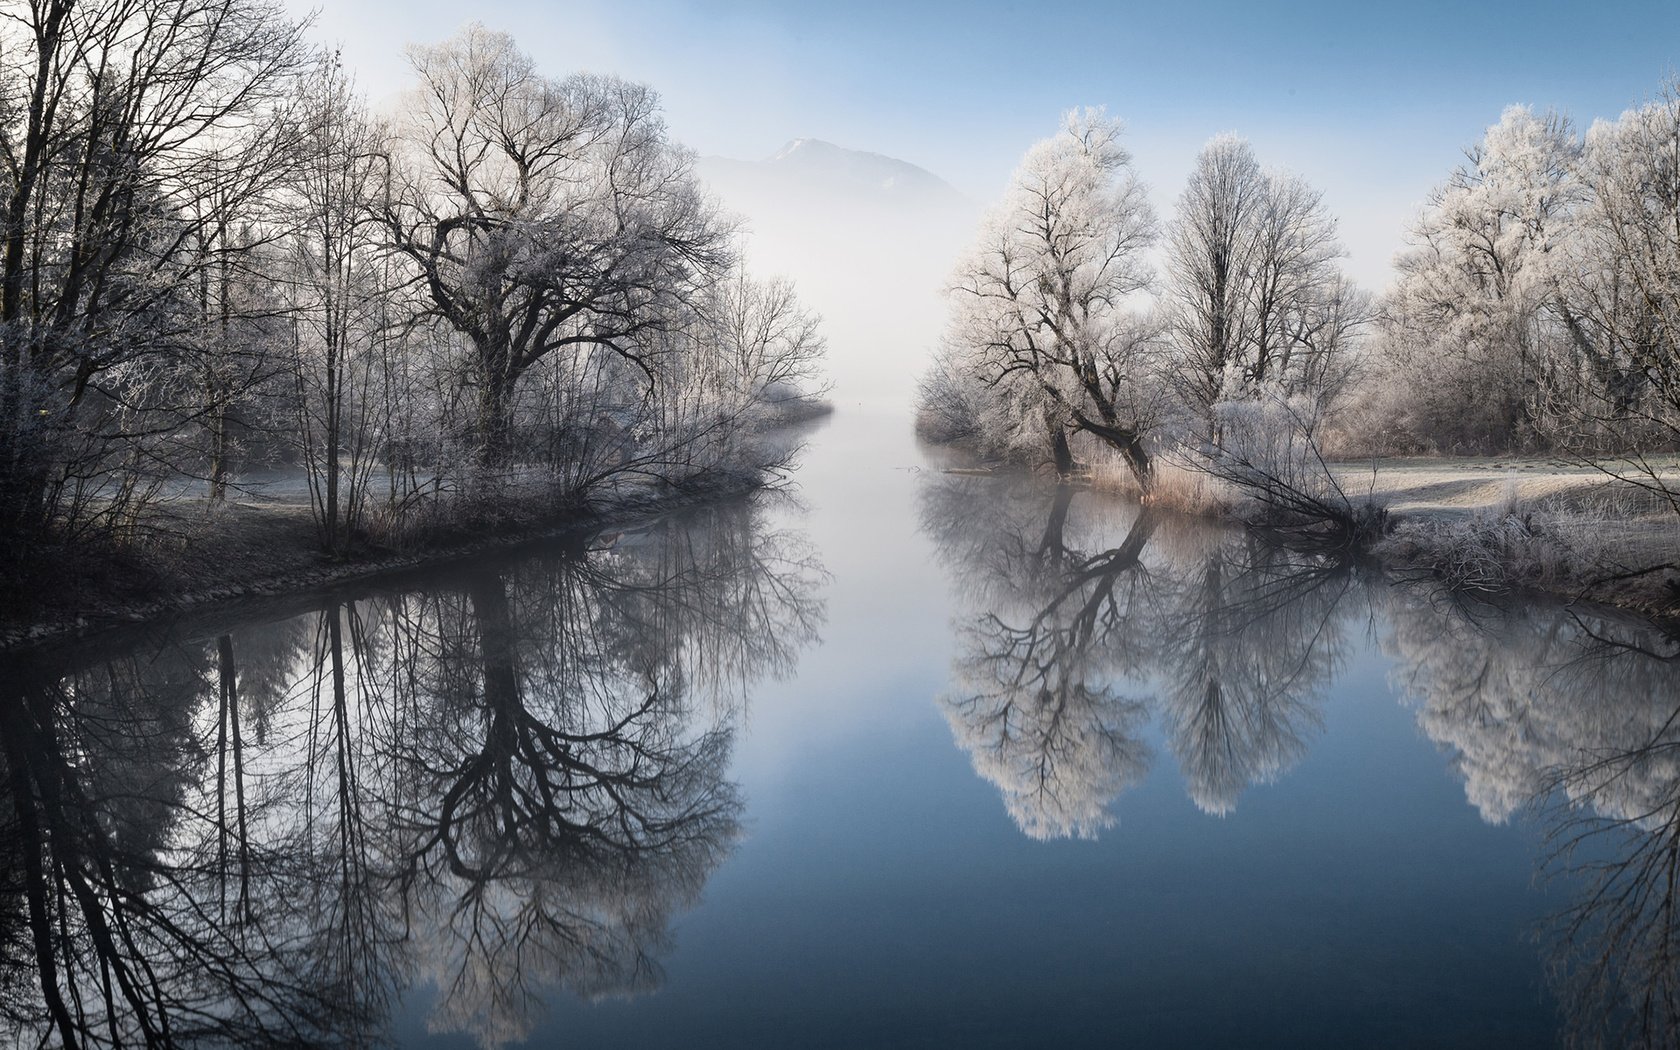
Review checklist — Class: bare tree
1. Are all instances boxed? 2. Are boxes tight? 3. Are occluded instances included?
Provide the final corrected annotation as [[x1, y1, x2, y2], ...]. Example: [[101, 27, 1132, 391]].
[[0, 0, 310, 549], [1165, 135, 1267, 429], [281, 62, 397, 554], [708, 267, 829, 416], [1164, 135, 1355, 436], [384, 25, 732, 472]]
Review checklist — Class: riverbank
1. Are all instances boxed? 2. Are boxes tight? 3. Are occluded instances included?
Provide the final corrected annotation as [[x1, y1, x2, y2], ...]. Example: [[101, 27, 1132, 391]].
[[0, 402, 841, 651], [1079, 448, 1680, 622], [0, 468, 771, 653], [1348, 456, 1680, 621]]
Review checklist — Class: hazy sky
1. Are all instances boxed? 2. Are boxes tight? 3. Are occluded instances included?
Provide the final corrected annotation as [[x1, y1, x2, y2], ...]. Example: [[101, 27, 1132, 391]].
[[291, 0, 1680, 290]]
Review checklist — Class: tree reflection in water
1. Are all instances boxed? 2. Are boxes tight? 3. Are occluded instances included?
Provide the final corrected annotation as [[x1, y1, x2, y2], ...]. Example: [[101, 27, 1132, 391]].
[[0, 497, 825, 1047], [920, 473, 1350, 837], [925, 470, 1680, 1047], [1385, 596, 1680, 1048]]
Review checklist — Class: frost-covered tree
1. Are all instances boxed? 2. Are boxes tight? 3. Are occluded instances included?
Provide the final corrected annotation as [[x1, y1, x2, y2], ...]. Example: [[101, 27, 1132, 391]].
[[385, 25, 732, 470], [1164, 135, 1355, 435], [1380, 106, 1584, 451], [1164, 136, 1266, 425], [1347, 93, 1680, 465], [282, 63, 398, 554], [1563, 84, 1680, 472], [934, 109, 1160, 485], [0, 0, 310, 551]]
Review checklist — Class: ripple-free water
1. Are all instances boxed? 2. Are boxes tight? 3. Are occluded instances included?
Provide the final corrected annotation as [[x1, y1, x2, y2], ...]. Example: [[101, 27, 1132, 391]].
[[5, 409, 1671, 1048]]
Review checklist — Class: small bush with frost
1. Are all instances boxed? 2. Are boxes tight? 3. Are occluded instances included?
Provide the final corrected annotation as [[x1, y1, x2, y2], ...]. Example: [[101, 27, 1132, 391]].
[[1377, 495, 1637, 595]]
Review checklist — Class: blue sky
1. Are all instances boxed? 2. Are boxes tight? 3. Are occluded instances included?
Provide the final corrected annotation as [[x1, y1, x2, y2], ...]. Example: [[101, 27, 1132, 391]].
[[292, 0, 1680, 288]]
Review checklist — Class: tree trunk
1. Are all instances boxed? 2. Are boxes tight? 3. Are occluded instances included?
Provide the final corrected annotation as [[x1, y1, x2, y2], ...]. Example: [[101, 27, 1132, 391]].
[[1049, 423, 1074, 476], [324, 335, 342, 553], [475, 343, 520, 472], [1118, 437, 1154, 492], [208, 401, 230, 502], [1070, 412, 1153, 493]]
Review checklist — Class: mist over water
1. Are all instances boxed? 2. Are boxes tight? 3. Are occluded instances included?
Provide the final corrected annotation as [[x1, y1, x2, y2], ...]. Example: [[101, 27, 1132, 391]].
[[697, 141, 977, 412], [6, 128, 1679, 1045], [12, 3, 1680, 1045]]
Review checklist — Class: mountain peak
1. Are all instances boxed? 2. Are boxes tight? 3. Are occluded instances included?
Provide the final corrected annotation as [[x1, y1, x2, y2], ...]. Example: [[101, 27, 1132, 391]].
[[769, 137, 819, 162], [748, 138, 965, 205]]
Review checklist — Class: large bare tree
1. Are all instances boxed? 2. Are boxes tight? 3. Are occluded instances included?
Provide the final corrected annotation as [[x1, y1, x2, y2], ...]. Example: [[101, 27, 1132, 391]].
[[1164, 135, 1352, 435], [385, 25, 732, 470]]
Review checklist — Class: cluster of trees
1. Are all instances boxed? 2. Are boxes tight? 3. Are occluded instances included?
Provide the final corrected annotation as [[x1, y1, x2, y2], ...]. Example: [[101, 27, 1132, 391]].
[[922, 83, 1680, 495], [0, 5, 826, 570], [917, 109, 1366, 491], [0, 497, 824, 1046], [1362, 93, 1680, 461]]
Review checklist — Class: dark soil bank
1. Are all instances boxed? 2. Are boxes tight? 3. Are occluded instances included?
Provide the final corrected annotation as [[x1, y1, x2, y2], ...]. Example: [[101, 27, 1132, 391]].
[[0, 473, 765, 652]]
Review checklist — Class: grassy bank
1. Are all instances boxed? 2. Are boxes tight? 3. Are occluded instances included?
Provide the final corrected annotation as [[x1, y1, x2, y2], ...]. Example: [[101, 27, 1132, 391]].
[[1347, 458, 1680, 621], [1080, 448, 1680, 621]]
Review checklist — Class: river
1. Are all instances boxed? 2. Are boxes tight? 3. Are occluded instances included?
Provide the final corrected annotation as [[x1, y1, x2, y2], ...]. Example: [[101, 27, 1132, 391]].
[[3, 407, 1676, 1048]]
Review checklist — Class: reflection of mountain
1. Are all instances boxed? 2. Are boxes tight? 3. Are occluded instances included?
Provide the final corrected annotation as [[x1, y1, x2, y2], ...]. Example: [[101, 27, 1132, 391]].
[[0, 497, 826, 1048], [921, 474, 1348, 837], [696, 140, 977, 409]]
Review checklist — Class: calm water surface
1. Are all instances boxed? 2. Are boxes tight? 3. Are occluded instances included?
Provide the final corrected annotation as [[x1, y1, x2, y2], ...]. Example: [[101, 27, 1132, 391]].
[[4, 410, 1678, 1048]]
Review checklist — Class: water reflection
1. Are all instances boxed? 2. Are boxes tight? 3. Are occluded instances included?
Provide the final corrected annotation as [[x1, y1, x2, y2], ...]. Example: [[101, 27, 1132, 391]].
[[1385, 595, 1680, 1048], [922, 470, 1680, 1047], [0, 498, 825, 1047], [922, 474, 1349, 835]]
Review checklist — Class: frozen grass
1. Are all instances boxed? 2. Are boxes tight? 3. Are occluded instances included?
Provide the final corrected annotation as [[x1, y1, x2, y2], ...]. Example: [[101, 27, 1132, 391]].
[[1085, 446, 1234, 517], [1, 459, 774, 645], [1374, 480, 1680, 611], [1087, 440, 1680, 612], [1378, 510, 1575, 594]]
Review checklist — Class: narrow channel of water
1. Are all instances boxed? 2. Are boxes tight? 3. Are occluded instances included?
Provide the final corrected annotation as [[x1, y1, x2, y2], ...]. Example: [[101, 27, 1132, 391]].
[[3, 408, 1676, 1048]]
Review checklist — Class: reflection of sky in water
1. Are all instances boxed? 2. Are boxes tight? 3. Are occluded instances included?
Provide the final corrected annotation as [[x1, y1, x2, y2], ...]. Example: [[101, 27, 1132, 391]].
[[15, 406, 1680, 1048]]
